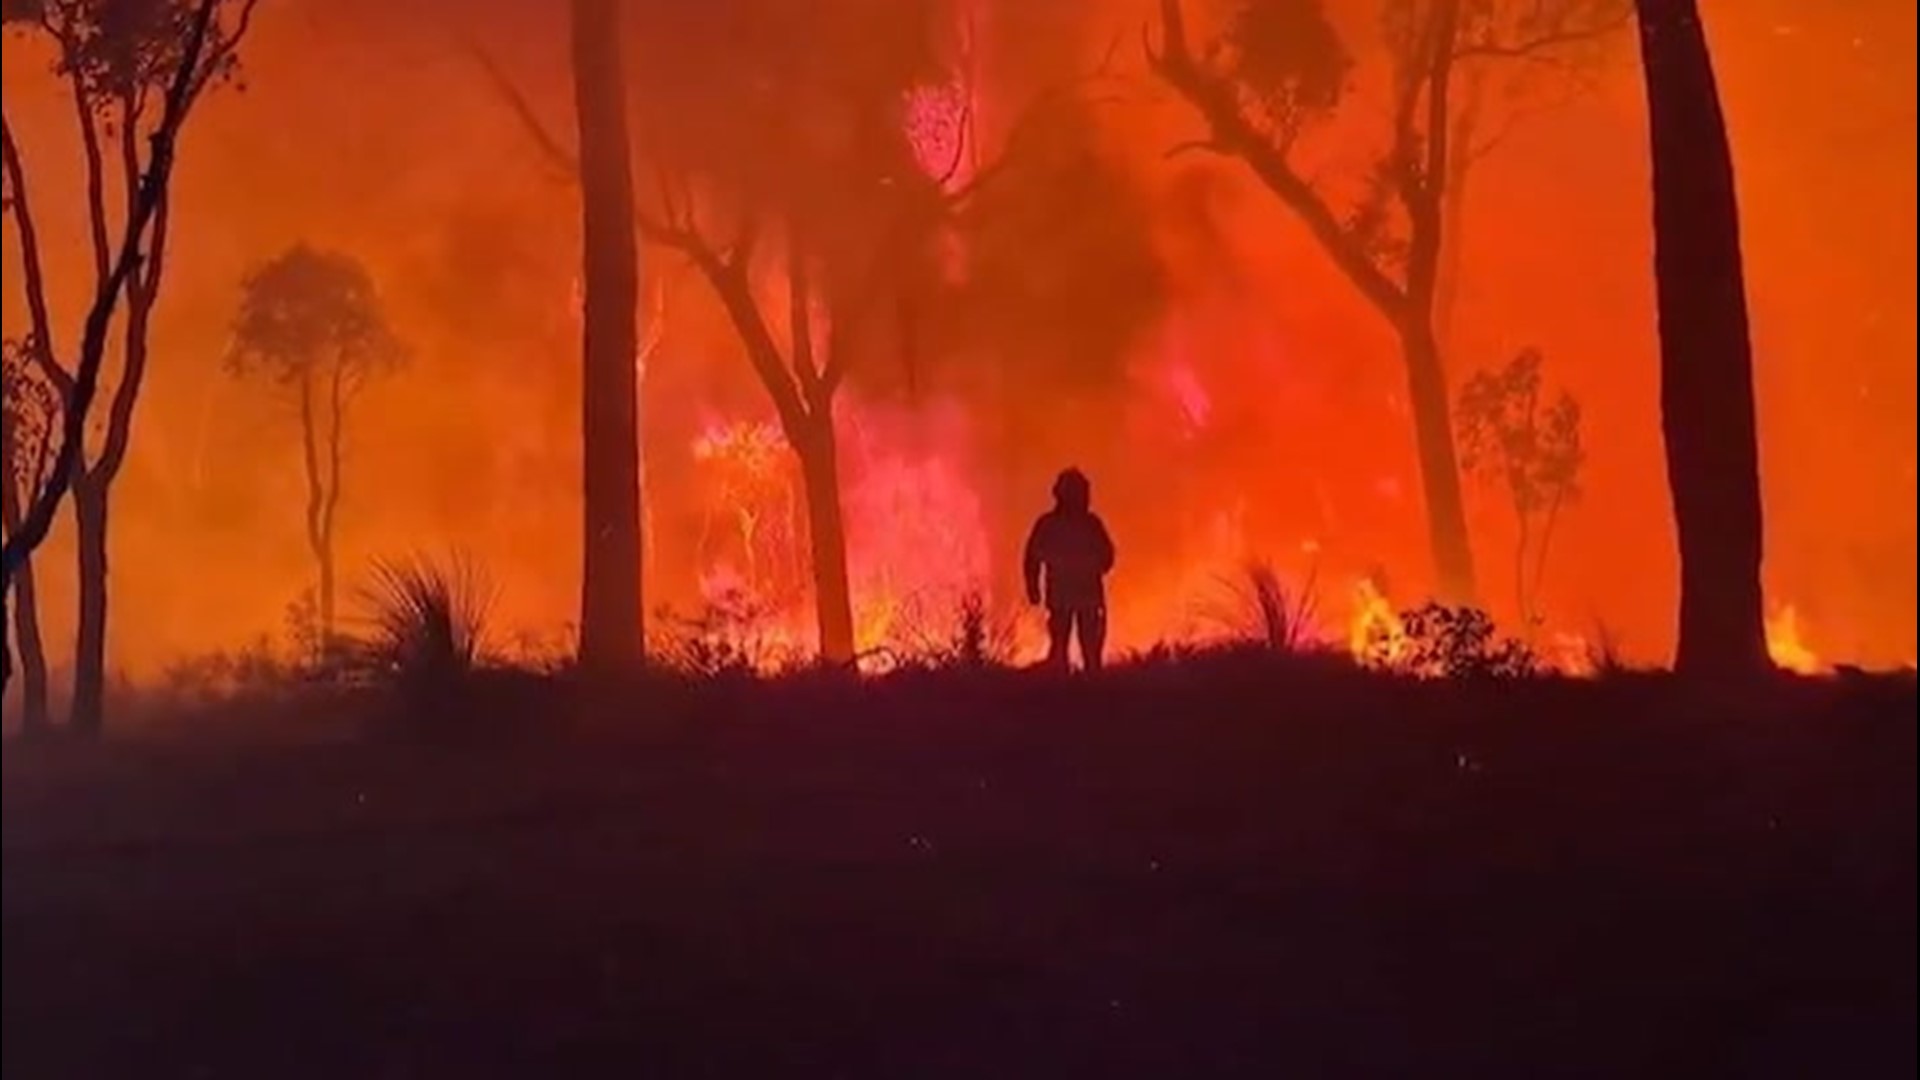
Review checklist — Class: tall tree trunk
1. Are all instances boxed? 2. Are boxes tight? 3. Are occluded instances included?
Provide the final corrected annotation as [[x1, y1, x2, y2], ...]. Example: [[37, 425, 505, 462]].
[[795, 419, 856, 665], [7, 559, 51, 736], [571, 0, 645, 672], [1, 474, 52, 735], [69, 475, 110, 737], [2, 587, 10, 721], [1400, 316, 1477, 602], [67, 225, 165, 738], [1152, 0, 1481, 606], [1634, 0, 1769, 677], [1434, 69, 1486, 357], [1401, 0, 1476, 605]]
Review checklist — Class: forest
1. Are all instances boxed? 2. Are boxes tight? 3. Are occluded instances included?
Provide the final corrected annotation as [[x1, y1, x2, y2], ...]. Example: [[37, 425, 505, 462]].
[[0, 1, 1914, 1077]]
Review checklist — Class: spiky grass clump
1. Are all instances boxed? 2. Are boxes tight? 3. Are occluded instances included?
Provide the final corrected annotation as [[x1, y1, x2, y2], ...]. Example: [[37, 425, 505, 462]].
[[357, 553, 496, 690], [1209, 560, 1322, 654]]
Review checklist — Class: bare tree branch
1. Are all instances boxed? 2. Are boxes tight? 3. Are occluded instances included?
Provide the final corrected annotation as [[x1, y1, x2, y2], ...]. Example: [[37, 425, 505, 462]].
[[1148, 0, 1409, 317], [942, 63, 1130, 211], [0, 109, 71, 400], [2, 0, 222, 583], [459, 34, 581, 179]]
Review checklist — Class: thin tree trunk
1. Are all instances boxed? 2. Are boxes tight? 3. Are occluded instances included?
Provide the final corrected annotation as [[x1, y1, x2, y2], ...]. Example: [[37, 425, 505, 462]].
[[297, 371, 327, 654], [7, 557, 51, 735], [69, 476, 109, 737], [0, 464, 51, 735], [1634, 0, 1769, 677], [1530, 489, 1565, 631], [1513, 511, 1531, 634], [571, 0, 645, 672], [319, 359, 347, 646], [795, 420, 856, 664], [318, 543, 335, 655]]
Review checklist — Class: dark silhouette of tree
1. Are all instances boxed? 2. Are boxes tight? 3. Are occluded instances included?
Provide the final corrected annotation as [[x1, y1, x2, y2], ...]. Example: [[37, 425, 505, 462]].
[[225, 245, 406, 655], [1457, 347, 1583, 635], [1, 338, 59, 735], [472, 2, 1122, 663], [625, 1, 1093, 663], [1632, 0, 1769, 677], [1149, 0, 1626, 603], [0, 0, 253, 729], [464, 0, 1059, 661], [615, 0, 953, 663], [570, 0, 645, 673]]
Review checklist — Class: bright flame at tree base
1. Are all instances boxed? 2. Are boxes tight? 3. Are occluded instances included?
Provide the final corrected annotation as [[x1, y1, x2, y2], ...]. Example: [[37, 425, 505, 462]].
[[1767, 604, 1823, 675]]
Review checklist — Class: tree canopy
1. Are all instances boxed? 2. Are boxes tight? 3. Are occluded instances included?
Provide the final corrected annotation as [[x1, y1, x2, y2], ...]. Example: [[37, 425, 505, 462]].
[[227, 245, 405, 386]]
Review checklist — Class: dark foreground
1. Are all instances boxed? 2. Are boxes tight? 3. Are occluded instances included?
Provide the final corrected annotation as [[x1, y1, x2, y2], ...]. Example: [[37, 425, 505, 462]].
[[4, 661, 1915, 1079]]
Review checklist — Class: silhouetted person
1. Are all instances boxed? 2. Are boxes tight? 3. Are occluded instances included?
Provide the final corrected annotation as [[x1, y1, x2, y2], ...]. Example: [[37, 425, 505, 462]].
[[1024, 467, 1115, 672]]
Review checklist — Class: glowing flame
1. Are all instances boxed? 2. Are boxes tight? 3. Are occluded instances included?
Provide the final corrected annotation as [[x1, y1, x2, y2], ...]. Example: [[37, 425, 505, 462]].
[[681, 402, 997, 666], [1548, 632, 1598, 678], [1349, 578, 1407, 668], [1165, 360, 1213, 435], [843, 405, 992, 652], [1767, 604, 1822, 674]]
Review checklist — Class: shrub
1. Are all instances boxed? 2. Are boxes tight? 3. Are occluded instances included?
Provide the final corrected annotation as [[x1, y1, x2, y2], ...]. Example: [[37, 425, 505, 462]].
[[1399, 603, 1538, 679], [156, 636, 304, 707], [653, 587, 791, 678], [890, 591, 1018, 671]]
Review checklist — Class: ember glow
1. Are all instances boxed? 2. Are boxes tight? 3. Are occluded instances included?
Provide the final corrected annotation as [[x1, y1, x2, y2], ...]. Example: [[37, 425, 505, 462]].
[[0, 0, 1912, 682], [1766, 604, 1822, 676], [1349, 579, 1409, 670]]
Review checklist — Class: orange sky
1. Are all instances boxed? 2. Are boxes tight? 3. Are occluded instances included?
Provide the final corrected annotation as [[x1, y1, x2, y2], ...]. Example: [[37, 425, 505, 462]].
[[2, 0, 1913, 676]]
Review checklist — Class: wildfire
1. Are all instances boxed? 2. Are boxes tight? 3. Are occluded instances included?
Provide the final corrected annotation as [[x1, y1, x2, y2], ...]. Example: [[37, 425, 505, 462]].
[[682, 403, 995, 662], [680, 408, 1839, 681], [1349, 578, 1408, 668], [1766, 604, 1822, 674], [1547, 632, 1599, 677]]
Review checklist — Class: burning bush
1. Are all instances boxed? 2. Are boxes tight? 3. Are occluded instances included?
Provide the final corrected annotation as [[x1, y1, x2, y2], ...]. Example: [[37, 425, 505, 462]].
[[653, 586, 799, 678], [1397, 603, 1540, 680], [885, 590, 1020, 671]]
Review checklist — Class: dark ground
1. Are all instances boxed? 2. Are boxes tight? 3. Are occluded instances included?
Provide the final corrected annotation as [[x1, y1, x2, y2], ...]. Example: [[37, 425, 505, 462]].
[[4, 659, 1915, 1079]]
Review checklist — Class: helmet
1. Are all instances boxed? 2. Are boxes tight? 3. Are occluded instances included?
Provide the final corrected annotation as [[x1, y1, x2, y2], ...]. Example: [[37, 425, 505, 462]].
[[1052, 467, 1091, 511]]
